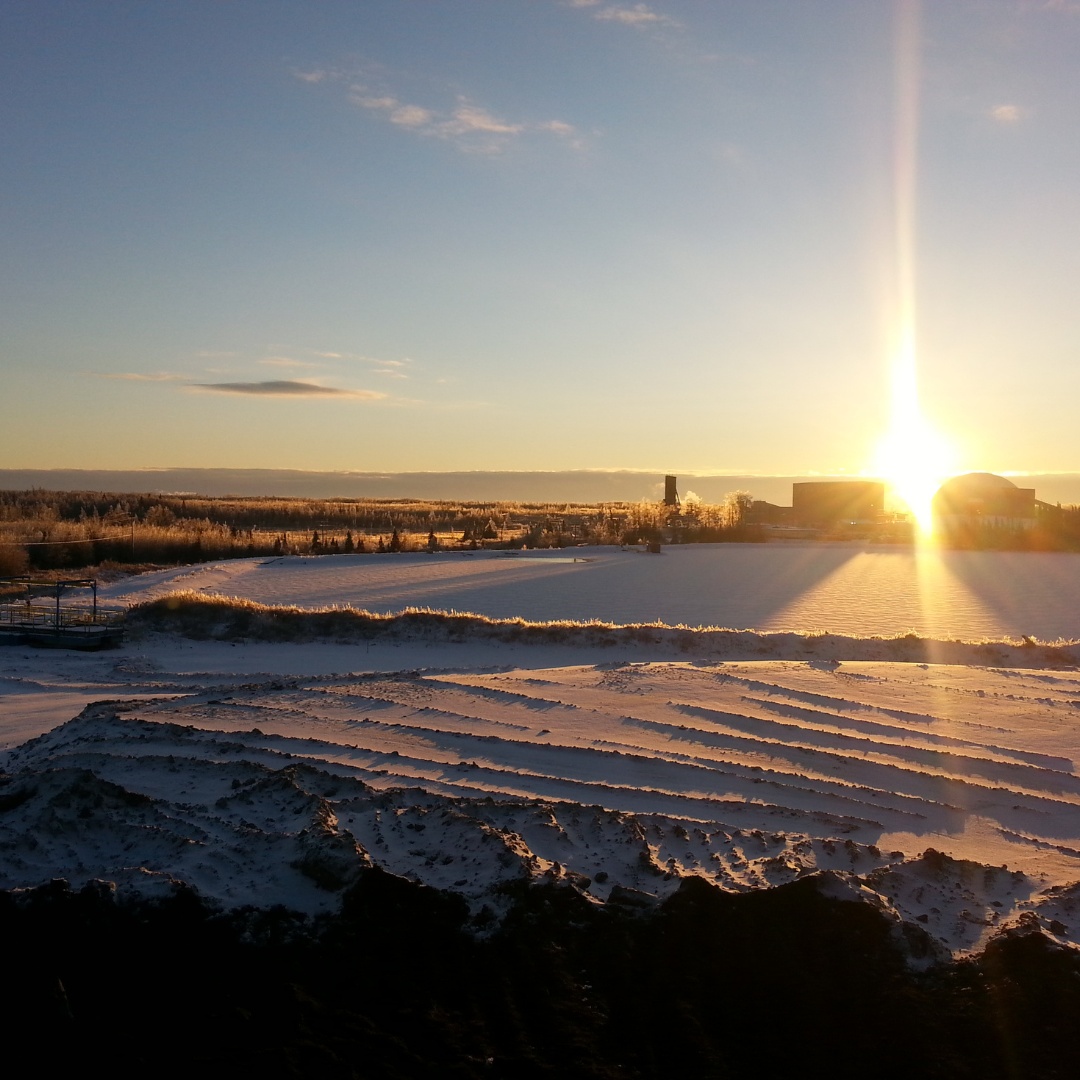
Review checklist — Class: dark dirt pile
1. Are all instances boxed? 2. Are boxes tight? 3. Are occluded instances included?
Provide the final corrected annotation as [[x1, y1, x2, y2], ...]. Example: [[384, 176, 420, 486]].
[[4, 870, 1080, 1078]]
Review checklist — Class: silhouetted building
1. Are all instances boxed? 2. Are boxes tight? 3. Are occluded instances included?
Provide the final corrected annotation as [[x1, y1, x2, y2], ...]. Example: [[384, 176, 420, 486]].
[[747, 500, 793, 525], [792, 481, 884, 527], [932, 473, 1036, 531], [664, 475, 680, 508]]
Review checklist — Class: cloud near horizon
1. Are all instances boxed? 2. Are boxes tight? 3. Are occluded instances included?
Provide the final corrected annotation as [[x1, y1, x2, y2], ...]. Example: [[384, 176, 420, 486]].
[[189, 380, 386, 399]]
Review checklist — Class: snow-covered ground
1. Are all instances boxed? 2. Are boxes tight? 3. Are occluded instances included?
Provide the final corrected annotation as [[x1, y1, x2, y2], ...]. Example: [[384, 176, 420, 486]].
[[96, 544, 1080, 640], [3, 543, 1080, 959]]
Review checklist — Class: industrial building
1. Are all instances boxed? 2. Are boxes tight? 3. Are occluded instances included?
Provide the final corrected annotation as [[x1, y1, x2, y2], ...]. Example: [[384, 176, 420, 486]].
[[791, 481, 885, 527]]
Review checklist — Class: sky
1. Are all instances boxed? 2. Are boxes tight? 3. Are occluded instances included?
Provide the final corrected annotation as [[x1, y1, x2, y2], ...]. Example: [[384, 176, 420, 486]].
[[3, 0, 1079, 481]]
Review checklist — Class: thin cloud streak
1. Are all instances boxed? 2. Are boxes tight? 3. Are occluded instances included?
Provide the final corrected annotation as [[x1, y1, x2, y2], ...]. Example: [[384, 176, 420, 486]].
[[92, 372, 185, 382], [258, 357, 324, 369], [189, 380, 386, 399]]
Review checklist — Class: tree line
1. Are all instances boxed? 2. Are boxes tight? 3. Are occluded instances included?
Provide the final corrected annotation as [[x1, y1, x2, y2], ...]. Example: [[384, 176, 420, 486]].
[[0, 488, 759, 574]]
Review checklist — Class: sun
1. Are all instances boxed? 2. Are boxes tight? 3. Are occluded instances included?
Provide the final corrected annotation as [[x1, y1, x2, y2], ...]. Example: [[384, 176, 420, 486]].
[[870, 341, 956, 534]]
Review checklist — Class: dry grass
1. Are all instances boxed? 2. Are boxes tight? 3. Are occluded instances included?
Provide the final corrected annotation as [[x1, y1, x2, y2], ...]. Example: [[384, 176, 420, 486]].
[[126, 591, 1080, 667]]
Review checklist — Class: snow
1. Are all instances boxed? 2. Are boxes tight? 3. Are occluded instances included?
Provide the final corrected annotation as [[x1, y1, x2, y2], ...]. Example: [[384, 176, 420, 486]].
[[3, 543, 1080, 958], [96, 544, 1080, 641]]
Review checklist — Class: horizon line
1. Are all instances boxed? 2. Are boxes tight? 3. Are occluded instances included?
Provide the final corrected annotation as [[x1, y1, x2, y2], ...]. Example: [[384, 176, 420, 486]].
[[4, 466, 1078, 479]]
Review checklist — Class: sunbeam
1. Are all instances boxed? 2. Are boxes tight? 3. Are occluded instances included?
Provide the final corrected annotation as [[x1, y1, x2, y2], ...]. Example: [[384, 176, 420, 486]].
[[870, 0, 957, 535]]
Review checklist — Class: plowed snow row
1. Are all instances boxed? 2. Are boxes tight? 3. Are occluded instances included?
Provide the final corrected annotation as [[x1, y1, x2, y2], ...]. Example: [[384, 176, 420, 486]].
[[4, 658, 1080, 956]]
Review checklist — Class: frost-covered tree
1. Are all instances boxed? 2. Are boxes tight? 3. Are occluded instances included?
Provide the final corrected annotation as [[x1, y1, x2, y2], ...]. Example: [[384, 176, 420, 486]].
[[721, 491, 753, 530]]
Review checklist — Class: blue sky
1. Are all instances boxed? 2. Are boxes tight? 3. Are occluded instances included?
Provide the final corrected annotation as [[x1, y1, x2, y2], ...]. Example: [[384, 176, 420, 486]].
[[3, 0, 1079, 478]]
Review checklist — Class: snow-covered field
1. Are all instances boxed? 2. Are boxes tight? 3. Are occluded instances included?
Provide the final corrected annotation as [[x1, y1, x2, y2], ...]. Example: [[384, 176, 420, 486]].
[[3, 543, 1080, 960], [95, 544, 1080, 640]]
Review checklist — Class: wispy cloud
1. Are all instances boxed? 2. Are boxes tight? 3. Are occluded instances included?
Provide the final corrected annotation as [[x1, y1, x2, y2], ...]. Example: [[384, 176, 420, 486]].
[[540, 120, 576, 137], [358, 355, 411, 379], [566, 1, 677, 28], [189, 380, 386, 399], [349, 89, 573, 152], [92, 371, 184, 382], [596, 4, 673, 27], [305, 351, 414, 371], [258, 356, 323, 369], [298, 65, 579, 153], [989, 103, 1027, 124], [442, 102, 525, 137], [390, 103, 437, 128]]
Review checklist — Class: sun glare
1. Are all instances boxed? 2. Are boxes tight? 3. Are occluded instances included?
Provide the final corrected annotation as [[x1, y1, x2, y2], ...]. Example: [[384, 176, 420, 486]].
[[870, 2, 958, 538], [872, 336, 955, 534]]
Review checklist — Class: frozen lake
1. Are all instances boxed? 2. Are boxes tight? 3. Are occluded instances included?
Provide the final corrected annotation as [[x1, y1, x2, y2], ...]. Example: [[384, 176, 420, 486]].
[[103, 542, 1080, 642]]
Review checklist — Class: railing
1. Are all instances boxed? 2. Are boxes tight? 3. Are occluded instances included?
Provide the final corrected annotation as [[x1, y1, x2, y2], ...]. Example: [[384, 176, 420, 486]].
[[0, 604, 123, 631]]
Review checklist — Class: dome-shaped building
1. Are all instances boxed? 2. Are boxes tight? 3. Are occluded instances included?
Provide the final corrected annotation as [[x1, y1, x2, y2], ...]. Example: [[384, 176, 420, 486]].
[[932, 473, 1036, 530]]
